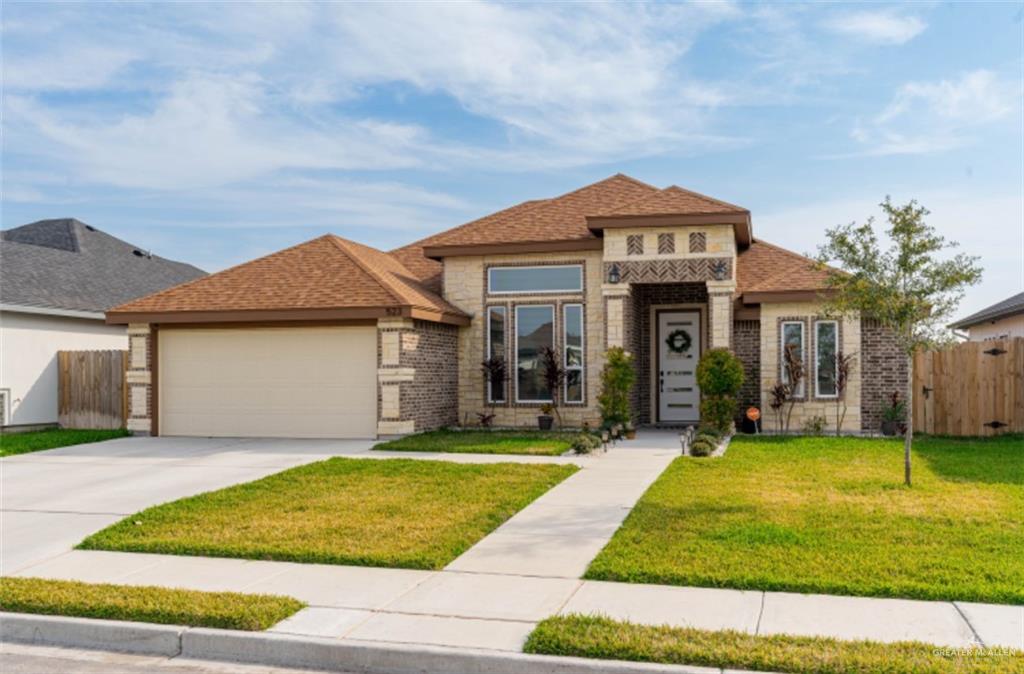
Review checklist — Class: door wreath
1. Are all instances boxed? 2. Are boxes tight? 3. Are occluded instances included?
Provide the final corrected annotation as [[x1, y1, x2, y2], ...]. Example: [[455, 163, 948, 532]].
[[665, 328, 692, 354]]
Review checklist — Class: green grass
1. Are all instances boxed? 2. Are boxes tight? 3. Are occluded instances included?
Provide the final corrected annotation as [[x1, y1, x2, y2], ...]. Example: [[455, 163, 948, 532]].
[[373, 429, 574, 456], [79, 457, 576, 570], [586, 434, 1024, 604], [0, 577, 304, 631], [525, 615, 1024, 674], [0, 428, 130, 457]]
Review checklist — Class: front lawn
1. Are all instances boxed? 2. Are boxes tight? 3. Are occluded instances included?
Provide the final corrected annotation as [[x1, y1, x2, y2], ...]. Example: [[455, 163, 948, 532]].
[[373, 429, 574, 456], [0, 428, 130, 457], [0, 577, 303, 631], [586, 434, 1024, 604], [79, 458, 576, 570], [525, 615, 1023, 674]]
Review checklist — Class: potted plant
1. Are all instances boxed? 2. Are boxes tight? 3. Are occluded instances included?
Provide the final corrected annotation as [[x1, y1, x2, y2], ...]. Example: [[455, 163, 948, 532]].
[[538, 403, 555, 430], [881, 391, 906, 436], [624, 421, 636, 440]]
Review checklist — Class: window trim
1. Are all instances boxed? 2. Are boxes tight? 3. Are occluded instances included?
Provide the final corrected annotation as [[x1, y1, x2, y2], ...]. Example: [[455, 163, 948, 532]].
[[486, 306, 507, 404], [780, 320, 806, 398], [562, 303, 585, 404], [814, 319, 839, 399], [488, 265, 583, 295], [514, 304, 556, 404]]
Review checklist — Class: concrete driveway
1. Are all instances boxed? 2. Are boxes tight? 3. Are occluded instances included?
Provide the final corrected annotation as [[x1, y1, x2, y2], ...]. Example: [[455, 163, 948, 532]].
[[1, 436, 375, 574]]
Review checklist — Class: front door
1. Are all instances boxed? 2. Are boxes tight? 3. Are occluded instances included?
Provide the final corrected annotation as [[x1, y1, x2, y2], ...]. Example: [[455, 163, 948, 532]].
[[658, 311, 701, 423]]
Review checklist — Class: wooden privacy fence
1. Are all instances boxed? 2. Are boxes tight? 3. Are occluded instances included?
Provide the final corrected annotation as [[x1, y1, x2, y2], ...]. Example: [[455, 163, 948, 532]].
[[58, 350, 128, 429], [913, 337, 1023, 436]]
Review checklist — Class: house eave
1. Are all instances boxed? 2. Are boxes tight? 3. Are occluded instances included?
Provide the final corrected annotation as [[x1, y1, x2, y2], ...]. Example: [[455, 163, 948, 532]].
[[106, 305, 470, 326], [586, 212, 752, 249], [1, 303, 106, 321]]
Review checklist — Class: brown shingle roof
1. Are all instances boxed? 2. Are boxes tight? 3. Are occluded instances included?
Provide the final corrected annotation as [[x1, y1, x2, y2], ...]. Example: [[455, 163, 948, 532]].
[[605, 185, 747, 217], [421, 175, 658, 251], [736, 239, 832, 295], [108, 235, 467, 323]]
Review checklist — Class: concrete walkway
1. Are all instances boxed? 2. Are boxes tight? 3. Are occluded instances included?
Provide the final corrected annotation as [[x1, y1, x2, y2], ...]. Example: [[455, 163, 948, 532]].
[[8, 432, 1021, 656]]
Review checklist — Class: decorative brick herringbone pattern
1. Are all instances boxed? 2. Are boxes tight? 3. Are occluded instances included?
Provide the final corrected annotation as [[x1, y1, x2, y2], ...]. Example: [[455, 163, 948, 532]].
[[658, 233, 675, 255], [627, 234, 644, 256], [605, 258, 732, 284], [689, 231, 706, 253]]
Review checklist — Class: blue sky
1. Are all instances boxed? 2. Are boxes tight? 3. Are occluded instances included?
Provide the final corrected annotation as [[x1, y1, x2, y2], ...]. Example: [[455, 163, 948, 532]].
[[3, 2, 1021, 318]]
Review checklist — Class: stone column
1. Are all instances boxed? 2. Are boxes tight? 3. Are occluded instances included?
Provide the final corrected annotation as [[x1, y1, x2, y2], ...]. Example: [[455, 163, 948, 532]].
[[603, 284, 631, 349], [706, 280, 737, 349], [126, 323, 153, 435], [376, 317, 416, 436]]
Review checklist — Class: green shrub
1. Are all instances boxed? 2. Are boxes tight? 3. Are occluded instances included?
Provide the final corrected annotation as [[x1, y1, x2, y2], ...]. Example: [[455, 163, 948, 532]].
[[572, 433, 602, 454], [689, 439, 714, 457], [598, 347, 636, 427], [700, 395, 736, 434], [802, 415, 828, 436], [696, 349, 745, 397]]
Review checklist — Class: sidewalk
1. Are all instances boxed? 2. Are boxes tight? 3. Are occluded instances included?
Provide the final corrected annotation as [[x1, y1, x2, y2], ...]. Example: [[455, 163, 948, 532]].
[[10, 432, 1022, 654]]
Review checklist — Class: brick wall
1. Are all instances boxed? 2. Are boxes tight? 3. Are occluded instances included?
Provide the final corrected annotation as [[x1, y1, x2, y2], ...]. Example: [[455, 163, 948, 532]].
[[733, 320, 760, 421], [401, 320, 459, 432], [631, 283, 708, 424], [860, 318, 908, 433]]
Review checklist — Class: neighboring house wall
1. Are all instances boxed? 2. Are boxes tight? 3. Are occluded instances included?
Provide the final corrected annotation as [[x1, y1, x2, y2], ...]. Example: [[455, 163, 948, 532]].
[[759, 302, 862, 433], [860, 319, 908, 434], [0, 310, 127, 427], [377, 317, 459, 435], [966, 314, 1024, 341], [443, 250, 606, 428]]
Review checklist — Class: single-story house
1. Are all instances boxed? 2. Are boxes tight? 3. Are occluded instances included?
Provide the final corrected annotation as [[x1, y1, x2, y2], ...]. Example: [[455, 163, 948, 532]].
[[949, 291, 1024, 341], [0, 218, 205, 428], [107, 175, 906, 439]]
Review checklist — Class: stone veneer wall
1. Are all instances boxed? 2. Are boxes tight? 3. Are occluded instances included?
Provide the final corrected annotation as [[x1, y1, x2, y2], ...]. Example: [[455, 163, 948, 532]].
[[859, 318, 908, 434], [759, 302, 862, 433], [733, 319, 761, 422], [126, 323, 153, 435], [631, 283, 709, 424], [443, 250, 606, 428]]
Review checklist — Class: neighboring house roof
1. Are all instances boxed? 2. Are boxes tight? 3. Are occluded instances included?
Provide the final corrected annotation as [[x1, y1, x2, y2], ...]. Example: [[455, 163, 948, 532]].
[[108, 234, 469, 325], [736, 239, 833, 300], [0, 218, 205, 316], [949, 291, 1024, 330]]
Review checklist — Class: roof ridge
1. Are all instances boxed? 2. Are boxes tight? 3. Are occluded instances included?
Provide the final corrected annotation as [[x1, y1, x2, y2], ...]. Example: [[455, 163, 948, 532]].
[[662, 185, 748, 212], [326, 236, 407, 306]]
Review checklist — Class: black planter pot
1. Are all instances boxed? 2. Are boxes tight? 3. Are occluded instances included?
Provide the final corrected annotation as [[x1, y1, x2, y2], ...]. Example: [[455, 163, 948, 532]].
[[880, 420, 900, 436], [538, 415, 554, 430]]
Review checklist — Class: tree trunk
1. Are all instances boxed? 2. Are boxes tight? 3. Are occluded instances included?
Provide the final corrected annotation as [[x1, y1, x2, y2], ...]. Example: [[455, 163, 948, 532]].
[[904, 353, 913, 487]]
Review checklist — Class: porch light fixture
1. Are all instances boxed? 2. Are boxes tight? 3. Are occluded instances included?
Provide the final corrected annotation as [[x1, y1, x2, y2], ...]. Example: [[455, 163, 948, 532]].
[[607, 263, 621, 284]]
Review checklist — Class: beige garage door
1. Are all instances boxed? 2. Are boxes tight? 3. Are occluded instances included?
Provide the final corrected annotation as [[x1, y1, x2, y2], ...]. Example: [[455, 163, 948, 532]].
[[159, 326, 377, 438]]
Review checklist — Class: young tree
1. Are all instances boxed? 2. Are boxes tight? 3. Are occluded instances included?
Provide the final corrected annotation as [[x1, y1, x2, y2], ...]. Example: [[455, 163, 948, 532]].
[[598, 347, 635, 427], [815, 198, 982, 485], [782, 343, 805, 433], [479, 355, 507, 427]]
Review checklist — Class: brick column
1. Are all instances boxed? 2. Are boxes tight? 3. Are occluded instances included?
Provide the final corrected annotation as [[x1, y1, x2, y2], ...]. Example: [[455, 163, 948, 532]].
[[126, 323, 153, 435], [377, 317, 416, 436], [706, 280, 736, 349]]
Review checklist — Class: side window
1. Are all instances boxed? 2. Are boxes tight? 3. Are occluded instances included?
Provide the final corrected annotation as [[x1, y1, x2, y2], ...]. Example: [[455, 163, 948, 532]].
[[563, 304, 584, 403], [781, 321, 805, 397], [815, 320, 838, 397], [487, 307, 506, 403]]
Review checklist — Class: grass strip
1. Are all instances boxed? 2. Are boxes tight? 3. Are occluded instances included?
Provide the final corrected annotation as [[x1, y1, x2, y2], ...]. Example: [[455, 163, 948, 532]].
[[0, 428, 130, 457], [373, 429, 574, 456], [525, 615, 1024, 674], [79, 457, 577, 569], [0, 577, 304, 631]]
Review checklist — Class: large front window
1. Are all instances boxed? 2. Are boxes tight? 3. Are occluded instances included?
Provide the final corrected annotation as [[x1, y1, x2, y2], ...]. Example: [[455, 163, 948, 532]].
[[489, 265, 583, 294], [781, 321, 805, 397], [487, 306, 506, 403], [815, 320, 838, 398], [515, 305, 554, 402], [563, 304, 584, 403]]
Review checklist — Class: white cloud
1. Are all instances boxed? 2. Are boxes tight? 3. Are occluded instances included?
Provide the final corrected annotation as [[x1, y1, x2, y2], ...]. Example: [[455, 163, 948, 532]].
[[843, 70, 1018, 156], [824, 10, 926, 45]]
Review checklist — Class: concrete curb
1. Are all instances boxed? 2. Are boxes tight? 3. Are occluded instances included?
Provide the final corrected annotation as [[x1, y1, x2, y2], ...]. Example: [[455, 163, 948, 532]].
[[0, 613, 183, 656], [0, 612, 723, 674]]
